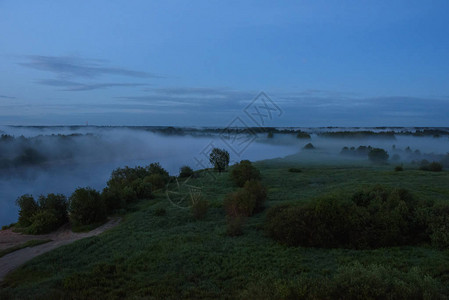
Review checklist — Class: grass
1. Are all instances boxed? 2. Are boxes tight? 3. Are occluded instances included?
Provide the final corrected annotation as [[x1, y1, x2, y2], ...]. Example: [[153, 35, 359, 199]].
[[0, 239, 52, 258], [1, 152, 449, 299]]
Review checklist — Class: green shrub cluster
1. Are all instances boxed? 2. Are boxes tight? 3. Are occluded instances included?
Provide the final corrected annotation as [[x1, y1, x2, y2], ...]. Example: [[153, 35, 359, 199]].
[[69, 187, 107, 227], [102, 163, 169, 212], [368, 148, 389, 163], [230, 160, 261, 187], [266, 185, 447, 249], [16, 193, 68, 234], [420, 161, 443, 172]]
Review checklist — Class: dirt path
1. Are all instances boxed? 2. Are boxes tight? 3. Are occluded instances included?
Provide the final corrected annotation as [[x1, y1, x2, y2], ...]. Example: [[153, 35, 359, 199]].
[[0, 218, 121, 281]]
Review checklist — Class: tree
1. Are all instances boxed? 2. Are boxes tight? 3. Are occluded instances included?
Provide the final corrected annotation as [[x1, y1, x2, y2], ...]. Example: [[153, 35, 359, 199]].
[[209, 148, 230, 173], [368, 148, 389, 163], [230, 160, 261, 187], [69, 187, 107, 226], [16, 194, 39, 227]]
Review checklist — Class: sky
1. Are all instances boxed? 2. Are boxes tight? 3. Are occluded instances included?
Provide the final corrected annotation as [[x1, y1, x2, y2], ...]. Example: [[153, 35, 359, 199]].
[[0, 0, 448, 127]]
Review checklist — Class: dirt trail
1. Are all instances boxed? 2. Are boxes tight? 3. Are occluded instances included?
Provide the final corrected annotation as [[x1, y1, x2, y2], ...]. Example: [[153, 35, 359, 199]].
[[0, 218, 120, 281]]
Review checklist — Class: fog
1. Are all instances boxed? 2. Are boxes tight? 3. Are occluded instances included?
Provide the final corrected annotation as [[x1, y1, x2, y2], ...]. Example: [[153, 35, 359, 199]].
[[0, 126, 448, 226]]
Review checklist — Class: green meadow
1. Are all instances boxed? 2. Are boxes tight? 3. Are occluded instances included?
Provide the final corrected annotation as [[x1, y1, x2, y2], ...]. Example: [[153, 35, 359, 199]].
[[1, 152, 449, 299]]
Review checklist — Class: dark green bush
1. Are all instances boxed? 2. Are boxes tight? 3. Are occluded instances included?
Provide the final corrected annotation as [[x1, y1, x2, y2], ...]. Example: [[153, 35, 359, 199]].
[[243, 180, 267, 213], [153, 208, 166, 216], [288, 168, 302, 173], [368, 148, 389, 163], [179, 165, 194, 178], [230, 160, 261, 187], [420, 161, 443, 172], [224, 189, 256, 217], [266, 186, 427, 249], [26, 210, 59, 234], [395, 165, 403, 171], [69, 187, 107, 226], [37, 193, 68, 227], [15, 194, 39, 227], [428, 202, 449, 249], [191, 198, 209, 220]]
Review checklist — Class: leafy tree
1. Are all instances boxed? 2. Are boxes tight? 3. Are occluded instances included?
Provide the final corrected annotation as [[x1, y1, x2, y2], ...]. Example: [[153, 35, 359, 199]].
[[209, 148, 230, 173], [15, 194, 39, 227], [69, 187, 107, 226], [179, 165, 194, 178], [368, 148, 389, 163]]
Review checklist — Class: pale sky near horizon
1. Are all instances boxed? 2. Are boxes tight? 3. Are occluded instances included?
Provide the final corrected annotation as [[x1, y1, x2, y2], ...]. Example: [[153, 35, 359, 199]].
[[0, 1, 448, 127]]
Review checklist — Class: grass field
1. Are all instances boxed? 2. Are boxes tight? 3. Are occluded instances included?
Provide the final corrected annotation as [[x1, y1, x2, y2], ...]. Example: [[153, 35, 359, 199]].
[[1, 152, 449, 299]]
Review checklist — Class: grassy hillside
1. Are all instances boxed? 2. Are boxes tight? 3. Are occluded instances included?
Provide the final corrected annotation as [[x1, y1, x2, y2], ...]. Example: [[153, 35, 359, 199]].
[[1, 153, 449, 299]]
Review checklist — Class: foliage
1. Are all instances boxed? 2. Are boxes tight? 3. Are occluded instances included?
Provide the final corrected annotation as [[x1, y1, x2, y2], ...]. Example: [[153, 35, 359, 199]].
[[395, 165, 404, 171], [288, 167, 301, 173], [209, 148, 230, 173], [243, 180, 267, 213], [266, 186, 433, 249], [230, 160, 261, 187], [420, 161, 443, 172], [368, 148, 389, 163], [296, 131, 311, 139], [15, 194, 39, 227], [153, 208, 166, 216], [69, 187, 107, 226], [224, 189, 256, 217], [15, 193, 68, 234], [267, 131, 274, 138], [428, 202, 449, 249], [179, 165, 194, 178], [226, 216, 245, 236]]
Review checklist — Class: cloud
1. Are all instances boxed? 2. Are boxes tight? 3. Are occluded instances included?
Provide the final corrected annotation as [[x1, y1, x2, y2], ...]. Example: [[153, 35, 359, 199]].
[[0, 95, 16, 99], [37, 79, 147, 91], [19, 55, 161, 79]]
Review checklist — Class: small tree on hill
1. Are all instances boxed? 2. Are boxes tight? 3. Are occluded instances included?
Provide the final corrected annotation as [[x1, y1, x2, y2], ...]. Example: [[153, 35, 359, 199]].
[[209, 148, 230, 173]]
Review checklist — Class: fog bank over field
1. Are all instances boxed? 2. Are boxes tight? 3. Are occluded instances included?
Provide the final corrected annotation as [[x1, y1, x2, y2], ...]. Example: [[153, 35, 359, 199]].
[[0, 126, 448, 226]]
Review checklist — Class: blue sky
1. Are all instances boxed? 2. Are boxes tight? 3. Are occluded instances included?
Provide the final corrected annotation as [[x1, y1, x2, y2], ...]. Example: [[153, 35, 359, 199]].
[[0, 1, 448, 126]]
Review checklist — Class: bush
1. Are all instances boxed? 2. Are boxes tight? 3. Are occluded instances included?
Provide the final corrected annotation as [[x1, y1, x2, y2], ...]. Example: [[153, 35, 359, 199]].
[[266, 186, 426, 249], [368, 148, 389, 163], [15, 194, 39, 227], [288, 168, 302, 173], [296, 131, 311, 139], [230, 160, 261, 187], [420, 161, 443, 172], [224, 189, 256, 217], [26, 210, 60, 234], [209, 148, 230, 173], [69, 188, 107, 226], [191, 198, 209, 220], [428, 202, 449, 249], [243, 180, 267, 213], [179, 165, 194, 178], [267, 132, 274, 138], [394, 165, 403, 172], [37, 193, 68, 227]]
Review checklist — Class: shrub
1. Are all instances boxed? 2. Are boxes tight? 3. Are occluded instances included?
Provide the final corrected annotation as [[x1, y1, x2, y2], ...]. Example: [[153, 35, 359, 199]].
[[230, 160, 261, 187], [15, 194, 39, 227], [224, 189, 256, 217], [26, 210, 59, 234], [209, 148, 230, 173], [191, 198, 209, 220], [420, 161, 443, 172], [428, 202, 449, 249], [243, 180, 267, 213], [368, 148, 389, 163], [37, 193, 68, 227], [267, 132, 274, 138], [303, 143, 315, 150], [179, 165, 194, 178], [266, 186, 425, 249], [101, 186, 126, 213], [69, 187, 107, 226], [296, 131, 311, 139], [394, 165, 403, 172]]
